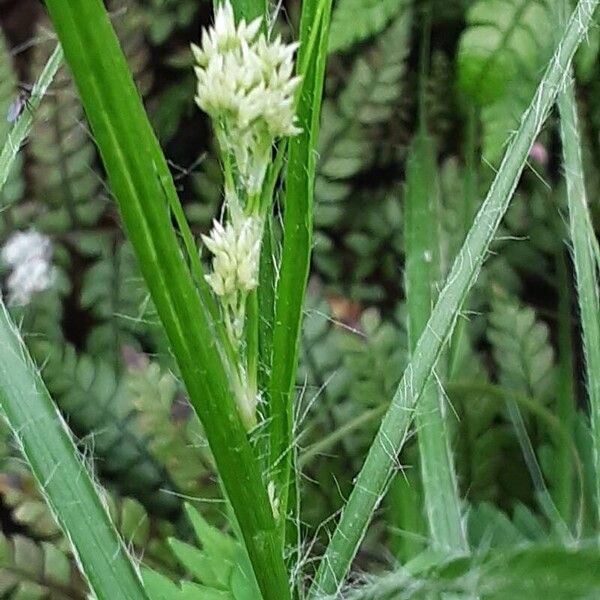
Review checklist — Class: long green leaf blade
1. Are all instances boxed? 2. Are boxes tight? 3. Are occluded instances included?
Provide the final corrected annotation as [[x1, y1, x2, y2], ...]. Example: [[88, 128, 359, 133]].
[[0, 304, 148, 599], [309, 0, 599, 594], [268, 0, 332, 539], [404, 131, 467, 553], [0, 45, 63, 193], [556, 0, 600, 524], [0, 38, 143, 600]]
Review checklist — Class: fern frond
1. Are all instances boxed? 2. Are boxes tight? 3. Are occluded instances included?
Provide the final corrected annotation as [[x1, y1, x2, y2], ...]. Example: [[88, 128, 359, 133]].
[[0, 533, 86, 599], [144, 0, 201, 45], [28, 31, 104, 232], [487, 291, 555, 401], [328, 0, 408, 53], [125, 352, 218, 501], [314, 188, 404, 302], [0, 469, 64, 540], [425, 51, 457, 153], [314, 10, 411, 301], [458, 0, 553, 105], [457, 0, 554, 162], [110, 0, 154, 96], [78, 236, 158, 363], [317, 7, 411, 225], [31, 341, 182, 517]]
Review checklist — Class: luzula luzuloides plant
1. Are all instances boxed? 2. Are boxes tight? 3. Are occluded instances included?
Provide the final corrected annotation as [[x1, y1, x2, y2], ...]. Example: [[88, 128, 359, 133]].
[[192, 1, 301, 429]]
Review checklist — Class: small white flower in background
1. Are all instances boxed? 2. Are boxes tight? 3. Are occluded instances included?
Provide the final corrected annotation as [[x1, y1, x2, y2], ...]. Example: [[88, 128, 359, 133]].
[[192, 0, 301, 193], [1, 230, 54, 305]]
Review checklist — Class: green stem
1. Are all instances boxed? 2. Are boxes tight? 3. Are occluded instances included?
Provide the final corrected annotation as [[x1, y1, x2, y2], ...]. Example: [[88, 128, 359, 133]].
[[405, 131, 467, 553], [246, 289, 259, 415], [268, 0, 332, 544], [556, 0, 600, 525], [309, 1, 598, 593], [388, 468, 425, 563], [554, 207, 577, 529]]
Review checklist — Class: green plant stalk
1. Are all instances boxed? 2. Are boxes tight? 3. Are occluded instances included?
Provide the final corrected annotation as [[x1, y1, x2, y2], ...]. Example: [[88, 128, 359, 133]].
[[554, 211, 577, 528], [556, 1, 600, 523], [246, 289, 260, 417], [309, 1, 598, 594], [0, 45, 63, 193], [0, 304, 148, 599], [268, 0, 332, 543], [405, 131, 467, 553], [157, 168, 237, 369], [387, 469, 425, 563], [257, 215, 277, 415], [43, 2, 289, 598], [385, 451, 424, 564]]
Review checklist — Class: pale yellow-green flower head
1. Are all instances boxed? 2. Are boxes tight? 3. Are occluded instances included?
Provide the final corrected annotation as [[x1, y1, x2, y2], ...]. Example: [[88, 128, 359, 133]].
[[201, 215, 262, 300], [192, 0, 301, 193]]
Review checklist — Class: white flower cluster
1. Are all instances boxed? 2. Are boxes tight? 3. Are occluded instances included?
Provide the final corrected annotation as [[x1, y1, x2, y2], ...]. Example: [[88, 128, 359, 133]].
[[202, 215, 262, 299], [192, 1, 301, 192], [1, 230, 54, 305]]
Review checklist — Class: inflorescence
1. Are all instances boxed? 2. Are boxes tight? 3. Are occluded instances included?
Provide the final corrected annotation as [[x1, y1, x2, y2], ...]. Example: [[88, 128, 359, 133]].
[[192, 1, 301, 428]]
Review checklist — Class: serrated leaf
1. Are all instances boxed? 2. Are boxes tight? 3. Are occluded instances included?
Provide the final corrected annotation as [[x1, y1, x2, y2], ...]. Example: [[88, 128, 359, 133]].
[[185, 504, 237, 560], [458, 0, 553, 105], [180, 581, 231, 599], [169, 538, 232, 590], [143, 567, 183, 599], [488, 294, 555, 400], [457, 0, 554, 162]]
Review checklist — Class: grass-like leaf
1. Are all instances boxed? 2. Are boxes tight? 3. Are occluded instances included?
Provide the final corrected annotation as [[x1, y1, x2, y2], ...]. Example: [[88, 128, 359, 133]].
[[268, 0, 333, 541], [0, 304, 148, 599], [309, 0, 599, 594], [0, 45, 63, 194], [556, 0, 600, 524], [0, 41, 145, 600], [404, 131, 467, 552], [457, 0, 555, 163]]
